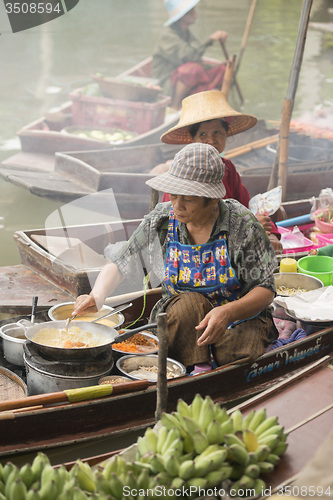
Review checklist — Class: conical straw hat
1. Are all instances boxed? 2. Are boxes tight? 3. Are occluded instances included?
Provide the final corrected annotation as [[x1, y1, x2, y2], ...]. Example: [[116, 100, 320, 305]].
[[161, 90, 258, 144], [164, 0, 200, 26]]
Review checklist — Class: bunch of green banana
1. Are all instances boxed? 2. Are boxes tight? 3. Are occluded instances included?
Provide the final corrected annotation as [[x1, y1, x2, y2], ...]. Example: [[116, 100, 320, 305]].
[[97, 453, 161, 499], [130, 396, 232, 492], [0, 398, 289, 500], [0, 453, 101, 500], [222, 408, 289, 497], [160, 394, 233, 449]]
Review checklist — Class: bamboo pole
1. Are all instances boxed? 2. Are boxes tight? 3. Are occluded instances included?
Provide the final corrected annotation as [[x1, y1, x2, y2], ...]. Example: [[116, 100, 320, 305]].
[[221, 55, 236, 100], [224, 133, 279, 159], [155, 312, 168, 421], [268, 0, 313, 198], [0, 380, 149, 413]]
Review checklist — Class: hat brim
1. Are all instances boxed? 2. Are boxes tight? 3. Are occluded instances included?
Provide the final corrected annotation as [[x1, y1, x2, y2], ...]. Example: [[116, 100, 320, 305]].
[[164, 0, 200, 26], [146, 171, 226, 199], [161, 113, 257, 144]]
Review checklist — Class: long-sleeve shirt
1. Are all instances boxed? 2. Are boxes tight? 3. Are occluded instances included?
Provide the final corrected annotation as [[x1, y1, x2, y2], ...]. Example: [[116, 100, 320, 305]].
[[110, 200, 277, 314], [152, 23, 213, 95]]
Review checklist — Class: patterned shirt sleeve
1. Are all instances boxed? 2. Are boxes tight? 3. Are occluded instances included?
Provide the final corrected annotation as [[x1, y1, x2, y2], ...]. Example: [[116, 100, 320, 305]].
[[109, 203, 170, 284]]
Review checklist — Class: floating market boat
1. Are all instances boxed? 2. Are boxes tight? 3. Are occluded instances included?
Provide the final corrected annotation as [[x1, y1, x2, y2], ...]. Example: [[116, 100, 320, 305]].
[[62, 353, 333, 499], [1, 195, 333, 465], [0, 55, 225, 176], [0, 281, 333, 466]]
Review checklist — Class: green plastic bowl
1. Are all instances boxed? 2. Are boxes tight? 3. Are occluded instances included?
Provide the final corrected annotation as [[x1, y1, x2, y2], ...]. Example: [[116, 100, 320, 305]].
[[297, 255, 333, 287]]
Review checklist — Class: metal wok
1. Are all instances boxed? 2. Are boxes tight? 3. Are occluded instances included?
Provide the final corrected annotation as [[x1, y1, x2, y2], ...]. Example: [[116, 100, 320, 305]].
[[24, 320, 157, 360]]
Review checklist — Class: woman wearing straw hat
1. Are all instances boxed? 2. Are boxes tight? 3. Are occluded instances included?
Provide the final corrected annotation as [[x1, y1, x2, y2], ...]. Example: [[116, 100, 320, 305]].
[[73, 143, 278, 372], [152, 0, 228, 109], [154, 90, 283, 253]]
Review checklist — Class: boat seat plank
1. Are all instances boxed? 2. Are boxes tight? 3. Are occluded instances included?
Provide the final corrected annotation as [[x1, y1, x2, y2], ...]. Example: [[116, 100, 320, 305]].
[[0, 265, 74, 311], [0, 169, 93, 197], [31, 235, 106, 270], [1, 152, 55, 172]]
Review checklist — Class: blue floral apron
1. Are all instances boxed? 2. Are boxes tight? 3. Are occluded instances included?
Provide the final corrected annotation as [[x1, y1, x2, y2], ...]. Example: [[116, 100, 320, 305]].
[[164, 208, 242, 308]]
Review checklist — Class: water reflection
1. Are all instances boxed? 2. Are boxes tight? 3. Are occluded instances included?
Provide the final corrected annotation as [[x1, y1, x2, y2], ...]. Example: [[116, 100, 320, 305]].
[[0, 0, 332, 265]]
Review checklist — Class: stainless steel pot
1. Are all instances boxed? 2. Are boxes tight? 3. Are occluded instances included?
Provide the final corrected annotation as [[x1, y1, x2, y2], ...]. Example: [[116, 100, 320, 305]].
[[0, 323, 26, 366], [24, 350, 114, 395], [24, 320, 157, 360]]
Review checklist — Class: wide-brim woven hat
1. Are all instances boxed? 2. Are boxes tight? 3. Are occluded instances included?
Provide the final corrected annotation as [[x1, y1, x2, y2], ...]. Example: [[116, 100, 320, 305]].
[[146, 143, 226, 198], [164, 0, 200, 26], [161, 90, 258, 144]]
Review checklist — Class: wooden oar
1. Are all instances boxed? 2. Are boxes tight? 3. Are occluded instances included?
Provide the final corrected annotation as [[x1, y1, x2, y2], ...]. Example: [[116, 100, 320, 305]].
[[233, 0, 258, 78], [268, 0, 313, 198], [219, 40, 244, 104], [221, 55, 236, 99], [0, 379, 149, 413]]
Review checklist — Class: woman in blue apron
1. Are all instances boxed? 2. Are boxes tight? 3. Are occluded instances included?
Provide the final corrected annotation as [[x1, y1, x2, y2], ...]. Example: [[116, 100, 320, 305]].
[[73, 143, 278, 371]]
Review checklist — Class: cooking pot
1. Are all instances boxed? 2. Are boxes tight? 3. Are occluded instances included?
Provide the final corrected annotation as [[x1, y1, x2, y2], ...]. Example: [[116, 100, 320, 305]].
[[48, 302, 125, 329], [24, 342, 115, 395], [24, 320, 157, 360], [0, 322, 26, 366]]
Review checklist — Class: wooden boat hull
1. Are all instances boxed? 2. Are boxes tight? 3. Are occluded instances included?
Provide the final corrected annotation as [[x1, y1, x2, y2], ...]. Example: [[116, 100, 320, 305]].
[[63, 354, 333, 494], [0, 325, 332, 465], [13, 219, 144, 297], [0, 55, 223, 176], [1, 130, 332, 205], [4, 58, 178, 157]]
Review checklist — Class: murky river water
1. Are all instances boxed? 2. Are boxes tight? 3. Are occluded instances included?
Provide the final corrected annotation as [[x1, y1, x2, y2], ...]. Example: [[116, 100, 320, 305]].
[[0, 0, 332, 266]]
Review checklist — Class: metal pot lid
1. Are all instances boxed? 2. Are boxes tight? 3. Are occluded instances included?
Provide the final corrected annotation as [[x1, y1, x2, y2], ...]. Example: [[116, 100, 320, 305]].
[[23, 342, 114, 377]]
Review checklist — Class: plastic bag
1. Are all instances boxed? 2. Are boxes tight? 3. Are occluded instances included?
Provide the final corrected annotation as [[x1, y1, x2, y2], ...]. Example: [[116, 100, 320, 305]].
[[310, 188, 333, 223], [280, 226, 306, 250], [249, 185, 282, 216]]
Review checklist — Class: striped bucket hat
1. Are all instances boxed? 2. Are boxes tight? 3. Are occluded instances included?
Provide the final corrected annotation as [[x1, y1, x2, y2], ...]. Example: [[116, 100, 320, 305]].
[[146, 143, 226, 198]]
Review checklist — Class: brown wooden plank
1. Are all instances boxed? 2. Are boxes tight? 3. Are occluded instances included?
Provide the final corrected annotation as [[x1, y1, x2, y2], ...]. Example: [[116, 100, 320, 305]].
[[266, 408, 333, 492], [0, 265, 74, 311], [240, 362, 333, 431], [231, 359, 333, 492], [1, 152, 55, 172]]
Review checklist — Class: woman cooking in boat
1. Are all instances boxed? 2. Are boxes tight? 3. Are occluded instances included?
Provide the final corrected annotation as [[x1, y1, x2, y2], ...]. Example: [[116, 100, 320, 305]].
[[73, 143, 278, 373], [152, 0, 227, 109], [151, 89, 283, 254]]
